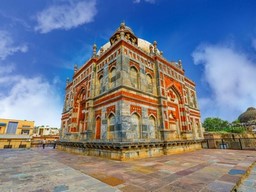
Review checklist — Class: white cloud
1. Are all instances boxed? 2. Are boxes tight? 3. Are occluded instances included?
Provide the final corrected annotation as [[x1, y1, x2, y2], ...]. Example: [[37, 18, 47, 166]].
[[0, 30, 28, 60], [0, 63, 15, 75], [35, 0, 97, 33], [252, 39, 256, 50], [133, 0, 156, 3], [0, 11, 31, 30], [192, 43, 256, 121], [145, 0, 156, 3], [0, 66, 63, 127]]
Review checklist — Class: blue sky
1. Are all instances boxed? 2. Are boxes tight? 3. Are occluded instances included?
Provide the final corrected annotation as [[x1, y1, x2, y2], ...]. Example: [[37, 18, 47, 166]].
[[0, 0, 256, 127]]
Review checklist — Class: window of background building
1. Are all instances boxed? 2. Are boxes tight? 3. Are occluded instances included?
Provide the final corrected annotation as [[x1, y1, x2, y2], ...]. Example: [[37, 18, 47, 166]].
[[21, 130, 30, 134], [6, 122, 18, 134]]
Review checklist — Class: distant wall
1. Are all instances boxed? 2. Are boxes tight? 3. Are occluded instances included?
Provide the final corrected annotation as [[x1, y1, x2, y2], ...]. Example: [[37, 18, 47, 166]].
[[203, 133, 256, 150], [31, 135, 59, 147], [0, 138, 31, 149], [204, 132, 256, 139]]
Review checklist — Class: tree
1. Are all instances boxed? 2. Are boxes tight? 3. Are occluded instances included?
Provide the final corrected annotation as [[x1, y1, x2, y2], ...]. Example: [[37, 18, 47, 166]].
[[232, 119, 240, 124], [203, 117, 229, 132]]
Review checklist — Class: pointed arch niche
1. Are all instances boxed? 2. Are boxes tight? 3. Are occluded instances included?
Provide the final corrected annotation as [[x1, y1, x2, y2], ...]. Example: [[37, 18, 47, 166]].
[[146, 74, 153, 93], [130, 66, 139, 89], [109, 67, 117, 89], [95, 116, 101, 139], [131, 113, 141, 139], [108, 113, 116, 140], [148, 115, 157, 139], [166, 86, 182, 137], [76, 87, 87, 132]]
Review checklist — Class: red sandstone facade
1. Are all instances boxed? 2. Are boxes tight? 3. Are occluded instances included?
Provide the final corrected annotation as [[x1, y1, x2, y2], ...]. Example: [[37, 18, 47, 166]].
[[60, 23, 203, 145]]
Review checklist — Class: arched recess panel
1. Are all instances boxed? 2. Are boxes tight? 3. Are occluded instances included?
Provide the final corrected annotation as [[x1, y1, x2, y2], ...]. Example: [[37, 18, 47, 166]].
[[146, 74, 153, 93], [166, 86, 182, 134], [109, 68, 117, 89], [130, 67, 139, 88], [149, 115, 157, 139], [131, 113, 140, 139], [108, 113, 116, 140], [96, 117, 101, 139]]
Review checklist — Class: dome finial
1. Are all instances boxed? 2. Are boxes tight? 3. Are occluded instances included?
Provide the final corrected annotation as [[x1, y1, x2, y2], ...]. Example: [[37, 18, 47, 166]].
[[149, 44, 154, 54], [100, 47, 104, 55], [178, 60, 182, 68], [153, 41, 157, 53], [74, 64, 78, 73], [66, 77, 70, 84], [93, 43, 97, 56], [120, 21, 125, 30]]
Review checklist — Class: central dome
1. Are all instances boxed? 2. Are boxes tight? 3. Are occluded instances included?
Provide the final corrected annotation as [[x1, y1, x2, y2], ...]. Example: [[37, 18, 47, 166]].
[[97, 23, 160, 55], [97, 38, 159, 55], [115, 22, 134, 34]]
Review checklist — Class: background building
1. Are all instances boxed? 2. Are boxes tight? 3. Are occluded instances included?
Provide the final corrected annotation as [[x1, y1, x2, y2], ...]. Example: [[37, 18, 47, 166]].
[[34, 125, 60, 136], [32, 126, 60, 147], [0, 118, 34, 149], [60, 23, 204, 160]]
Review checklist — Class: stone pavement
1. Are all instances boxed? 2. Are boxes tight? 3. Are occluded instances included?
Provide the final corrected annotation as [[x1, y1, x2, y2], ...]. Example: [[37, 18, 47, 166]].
[[0, 148, 255, 192], [236, 162, 256, 192], [0, 149, 119, 192]]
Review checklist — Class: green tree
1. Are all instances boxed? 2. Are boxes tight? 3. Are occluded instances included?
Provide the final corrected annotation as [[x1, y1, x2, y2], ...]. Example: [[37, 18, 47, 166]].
[[203, 117, 229, 132], [232, 119, 240, 124]]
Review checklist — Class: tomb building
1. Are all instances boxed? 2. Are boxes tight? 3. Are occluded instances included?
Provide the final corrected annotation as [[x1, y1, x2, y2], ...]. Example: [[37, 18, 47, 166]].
[[59, 23, 204, 160]]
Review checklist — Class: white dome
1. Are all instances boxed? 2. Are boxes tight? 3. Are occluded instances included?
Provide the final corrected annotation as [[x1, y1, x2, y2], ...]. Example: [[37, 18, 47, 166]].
[[97, 38, 159, 55], [138, 38, 151, 53], [137, 38, 160, 54], [96, 42, 111, 55]]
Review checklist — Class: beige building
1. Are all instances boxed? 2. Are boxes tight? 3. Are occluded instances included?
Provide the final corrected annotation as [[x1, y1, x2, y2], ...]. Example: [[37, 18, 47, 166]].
[[0, 118, 34, 149], [31, 126, 60, 148], [34, 126, 60, 136]]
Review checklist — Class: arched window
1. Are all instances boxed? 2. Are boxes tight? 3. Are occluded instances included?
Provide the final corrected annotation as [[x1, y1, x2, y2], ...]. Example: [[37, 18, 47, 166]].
[[108, 113, 115, 139], [131, 113, 140, 139], [96, 117, 101, 139], [149, 116, 157, 139], [109, 68, 116, 89], [146, 74, 153, 93], [130, 67, 139, 88]]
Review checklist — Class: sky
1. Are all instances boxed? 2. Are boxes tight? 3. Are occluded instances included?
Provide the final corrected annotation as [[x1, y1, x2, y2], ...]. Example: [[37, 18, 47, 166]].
[[0, 0, 256, 127]]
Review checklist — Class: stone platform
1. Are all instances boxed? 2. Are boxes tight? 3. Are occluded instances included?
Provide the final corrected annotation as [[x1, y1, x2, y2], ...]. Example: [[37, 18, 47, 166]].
[[0, 148, 255, 192], [58, 140, 203, 160]]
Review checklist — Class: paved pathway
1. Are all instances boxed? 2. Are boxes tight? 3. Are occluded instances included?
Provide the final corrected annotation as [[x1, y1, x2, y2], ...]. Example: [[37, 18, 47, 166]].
[[236, 162, 256, 192], [0, 148, 255, 192], [0, 148, 119, 192]]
